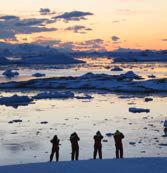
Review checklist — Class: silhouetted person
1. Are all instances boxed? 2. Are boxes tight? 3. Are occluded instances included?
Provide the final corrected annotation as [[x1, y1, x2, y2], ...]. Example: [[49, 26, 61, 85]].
[[93, 131, 103, 159], [70, 132, 80, 161], [50, 135, 60, 162], [114, 130, 124, 159]]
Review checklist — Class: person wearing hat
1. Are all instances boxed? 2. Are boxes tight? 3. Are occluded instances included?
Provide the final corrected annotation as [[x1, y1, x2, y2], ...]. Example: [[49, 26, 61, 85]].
[[50, 135, 60, 162], [93, 131, 104, 159], [70, 132, 80, 161], [114, 130, 124, 159]]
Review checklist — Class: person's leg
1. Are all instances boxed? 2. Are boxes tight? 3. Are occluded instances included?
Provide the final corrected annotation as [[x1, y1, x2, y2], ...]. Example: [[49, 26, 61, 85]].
[[50, 149, 54, 162], [93, 146, 97, 159], [120, 145, 123, 158], [98, 147, 102, 159], [71, 147, 75, 161], [56, 149, 59, 162], [115, 145, 119, 159], [76, 148, 79, 160]]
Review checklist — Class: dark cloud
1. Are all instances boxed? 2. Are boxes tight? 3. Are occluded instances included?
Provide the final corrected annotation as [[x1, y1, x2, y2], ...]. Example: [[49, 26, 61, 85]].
[[39, 8, 51, 15], [15, 18, 48, 26], [32, 36, 62, 46], [0, 15, 57, 40], [65, 25, 92, 34], [32, 37, 106, 51], [0, 15, 19, 21], [112, 36, 120, 42], [73, 39, 106, 51], [162, 39, 167, 42], [53, 11, 93, 22], [39, 8, 55, 15]]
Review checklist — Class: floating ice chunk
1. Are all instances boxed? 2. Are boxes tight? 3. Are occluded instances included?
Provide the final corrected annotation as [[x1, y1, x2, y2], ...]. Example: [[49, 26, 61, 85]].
[[8, 119, 22, 123], [120, 71, 142, 80], [0, 73, 167, 92], [164, 120, 167, 127], [40, 121, 48, 124], [129, 107, 150, 113], [106, 133, 113, 137], [129, 142, 136, 145], [33, 91, 74, 100], [144, 97, 153, 102], [75, 94, 93, 100], [103, 139, 108, 142], [148, 75, 156, 79], [0, 94, 33, 108], [2, 69, 19, 78], [111, 66, 123, 71], [159, 143, 167, 146], [32, 73, 46, 77]]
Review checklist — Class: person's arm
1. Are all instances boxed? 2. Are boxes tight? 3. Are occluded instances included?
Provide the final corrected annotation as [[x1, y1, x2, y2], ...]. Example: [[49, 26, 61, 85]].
[[101, 135, 104, 139], [50, 139, 53, 143], [121, 133, 124, 139]]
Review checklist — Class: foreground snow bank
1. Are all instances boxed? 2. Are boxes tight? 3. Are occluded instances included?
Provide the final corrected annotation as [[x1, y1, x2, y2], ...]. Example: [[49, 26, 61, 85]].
[[0, 158, 167, 173]]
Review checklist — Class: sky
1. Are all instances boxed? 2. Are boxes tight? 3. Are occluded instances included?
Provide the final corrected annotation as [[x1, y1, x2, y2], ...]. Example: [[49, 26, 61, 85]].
[[0, 0, 167, 51]]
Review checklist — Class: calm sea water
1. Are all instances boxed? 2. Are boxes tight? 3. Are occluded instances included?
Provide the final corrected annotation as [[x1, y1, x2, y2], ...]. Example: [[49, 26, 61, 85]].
[[0, 59, 167, 165]]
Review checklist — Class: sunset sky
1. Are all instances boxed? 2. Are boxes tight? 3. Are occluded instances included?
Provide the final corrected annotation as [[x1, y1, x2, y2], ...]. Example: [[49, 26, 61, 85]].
[[0, 0, 167, 51]]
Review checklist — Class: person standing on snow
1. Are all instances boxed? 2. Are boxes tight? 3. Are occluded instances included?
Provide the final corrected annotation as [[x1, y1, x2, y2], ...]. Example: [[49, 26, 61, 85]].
[[93, 131, 104, 159], [70, 132, 80, 161], [114, 130, 124, 159], [50, 135, 60, 162]]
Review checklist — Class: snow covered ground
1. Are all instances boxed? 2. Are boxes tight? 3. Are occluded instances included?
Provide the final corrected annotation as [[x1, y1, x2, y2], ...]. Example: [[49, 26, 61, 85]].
[[0, 158, 167, 173]]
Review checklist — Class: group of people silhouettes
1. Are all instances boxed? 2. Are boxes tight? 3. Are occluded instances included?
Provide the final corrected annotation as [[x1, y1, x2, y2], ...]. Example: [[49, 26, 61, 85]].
[[50, 130, 124, 162]]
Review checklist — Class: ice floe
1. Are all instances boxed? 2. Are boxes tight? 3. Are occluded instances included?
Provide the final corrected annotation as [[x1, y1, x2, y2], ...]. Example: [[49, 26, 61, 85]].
[[111, 66, 123, 71], [164, 120, 167, 127], [144, 97, 153, 102], [32, 73, 46, 77], [120, 71, 142, 80], [33, 91, 74, 100], [75, 94, 93, 100], [129, 107, 150, 113], [8, 119, 23, 123], [2, 69, 19, 78], [0, 94, 33, 108], [0, 72, 166, 93]]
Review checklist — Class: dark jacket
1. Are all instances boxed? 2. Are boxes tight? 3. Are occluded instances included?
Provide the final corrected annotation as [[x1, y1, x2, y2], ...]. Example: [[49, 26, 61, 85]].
[[94, 134, 103, 147], [70, 134, 80, 147], [114, 131, 124, 146], [50, 137, 60, 150]]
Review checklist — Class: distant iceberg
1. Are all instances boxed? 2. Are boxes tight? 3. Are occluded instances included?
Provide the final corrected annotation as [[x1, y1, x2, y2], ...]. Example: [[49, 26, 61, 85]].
[[2, 69, 19, 78], [33, 91, 74, 100], [0, 42, 83, 66]]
